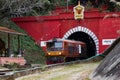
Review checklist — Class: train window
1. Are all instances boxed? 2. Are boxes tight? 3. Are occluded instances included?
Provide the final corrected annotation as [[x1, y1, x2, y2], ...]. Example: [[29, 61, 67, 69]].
[[47, 42, 54, 47], [47, 42, 54, 51], [55, 42, 62, 48], [76, 45, 79, 53], [68, 43, 74, 54], [68, 46, 73, 54], [47, 41, 63, 51], [54, 41, 63, 51]]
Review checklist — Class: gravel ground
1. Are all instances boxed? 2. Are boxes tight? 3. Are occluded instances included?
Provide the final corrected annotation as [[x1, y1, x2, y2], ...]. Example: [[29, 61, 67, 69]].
[[15, 62, 100, 80]]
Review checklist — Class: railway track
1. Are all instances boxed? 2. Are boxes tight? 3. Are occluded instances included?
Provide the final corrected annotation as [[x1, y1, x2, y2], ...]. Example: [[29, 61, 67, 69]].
[[0, 54, 104, 80], [0, 69, 12, 75]]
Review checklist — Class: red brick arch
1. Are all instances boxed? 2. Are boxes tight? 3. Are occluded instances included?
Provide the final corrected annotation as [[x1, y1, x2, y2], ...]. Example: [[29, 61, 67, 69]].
[[63, 26, 99, 54]]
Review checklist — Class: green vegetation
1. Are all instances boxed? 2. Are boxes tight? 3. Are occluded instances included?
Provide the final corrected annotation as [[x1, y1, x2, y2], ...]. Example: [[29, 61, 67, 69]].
[[0, 0, 120, 19], [10, 23, 46, 64], [49, 0, 120, 12], [0, 21, 46, 64]]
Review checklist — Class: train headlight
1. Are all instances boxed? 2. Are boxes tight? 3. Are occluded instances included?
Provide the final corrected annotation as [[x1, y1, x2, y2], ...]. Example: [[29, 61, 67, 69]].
[[59, 52, 62, 55], [48, 53, 51, 55]]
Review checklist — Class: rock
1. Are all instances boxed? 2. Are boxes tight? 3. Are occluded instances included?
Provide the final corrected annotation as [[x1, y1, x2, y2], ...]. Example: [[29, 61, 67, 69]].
[[90, 37, 120, 80]]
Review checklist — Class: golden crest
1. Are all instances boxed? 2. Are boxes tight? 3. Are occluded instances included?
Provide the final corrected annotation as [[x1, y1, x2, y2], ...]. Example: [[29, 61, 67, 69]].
[[73, 1, 84, 20]]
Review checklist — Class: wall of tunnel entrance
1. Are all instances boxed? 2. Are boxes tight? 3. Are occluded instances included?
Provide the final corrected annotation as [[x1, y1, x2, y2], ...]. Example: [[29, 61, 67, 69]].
[[63, 26, 99, 58]]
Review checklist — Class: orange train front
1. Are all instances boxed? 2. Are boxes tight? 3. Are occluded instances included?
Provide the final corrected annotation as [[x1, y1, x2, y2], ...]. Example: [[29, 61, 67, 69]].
[[45, 38, 87, 64]]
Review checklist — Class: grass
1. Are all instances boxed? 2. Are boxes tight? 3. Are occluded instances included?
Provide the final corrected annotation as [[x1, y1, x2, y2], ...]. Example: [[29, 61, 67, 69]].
[[16, 62, 100, 80], [48, 62, 99, 80]]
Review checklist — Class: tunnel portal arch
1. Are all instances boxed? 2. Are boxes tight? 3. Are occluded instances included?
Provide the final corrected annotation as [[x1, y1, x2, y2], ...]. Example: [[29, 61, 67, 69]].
[[63, 26, 99, 57]]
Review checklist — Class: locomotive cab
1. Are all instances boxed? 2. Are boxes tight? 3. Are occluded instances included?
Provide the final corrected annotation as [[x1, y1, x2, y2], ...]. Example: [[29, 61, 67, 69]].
[[46, 39, 64, 64], [46, 41, 63, 56]]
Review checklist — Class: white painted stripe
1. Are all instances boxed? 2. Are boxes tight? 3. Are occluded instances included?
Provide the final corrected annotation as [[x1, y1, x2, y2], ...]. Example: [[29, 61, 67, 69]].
[[94, 40, 98, 44], [65, 33, 69, 37], [97, 49, 99, 51], [77, 27, 80, 31], [84, 28, 87, 33], [83, 28, 85, 32], [94, 38, 98, 41], [88, 30, 92, 35], [94, 40, 98, 43], [70, 29, 74, 33], [95, 42, 99, 45], [97, 50, 99, 55], [96, 39, 99, 42], [89, 31, 93, 36], [87, 30, 90, 34], [83, 28, 86, 32], [96, 48, 99, 53], [81, 27, 84, 31], [78, 26, 82, 31], [86, 28, 89, 33], [75, 27, 78, 32], [90, 32, 94, 36], [92, 35, 96, 39], [95, 46, 99, 53], [64, 35, 68, 39], [67, 31, 71, 35], [96, 45, 99, 48], [74, 28, 76, 32], [73, 28, 76, 32]]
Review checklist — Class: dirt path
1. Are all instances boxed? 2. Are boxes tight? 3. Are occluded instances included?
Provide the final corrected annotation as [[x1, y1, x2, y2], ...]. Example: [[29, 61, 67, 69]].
[[15, 62, 99, 80]]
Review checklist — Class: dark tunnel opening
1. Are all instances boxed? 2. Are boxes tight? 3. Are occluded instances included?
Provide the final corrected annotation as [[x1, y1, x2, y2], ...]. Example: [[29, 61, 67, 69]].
[[67, 31, 96, 58]]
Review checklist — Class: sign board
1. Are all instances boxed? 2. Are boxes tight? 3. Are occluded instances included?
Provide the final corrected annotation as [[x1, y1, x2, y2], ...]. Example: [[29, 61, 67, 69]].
[[73, 1, 84, 20], [102, 39, 116, 45], [41, 41, 46, 47]]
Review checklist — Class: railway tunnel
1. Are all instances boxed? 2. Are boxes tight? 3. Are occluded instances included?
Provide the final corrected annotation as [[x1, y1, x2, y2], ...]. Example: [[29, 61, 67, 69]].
[[67, 31, 96, 59], [63, 26, 99, 59]]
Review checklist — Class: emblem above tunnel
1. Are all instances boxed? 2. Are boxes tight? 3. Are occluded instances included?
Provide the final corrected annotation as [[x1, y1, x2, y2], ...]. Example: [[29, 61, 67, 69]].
[[73, 1, 84, 20]]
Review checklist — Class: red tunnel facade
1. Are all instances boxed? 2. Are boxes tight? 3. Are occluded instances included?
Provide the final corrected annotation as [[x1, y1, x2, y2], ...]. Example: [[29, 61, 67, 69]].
[[11, 6, 120, 55]]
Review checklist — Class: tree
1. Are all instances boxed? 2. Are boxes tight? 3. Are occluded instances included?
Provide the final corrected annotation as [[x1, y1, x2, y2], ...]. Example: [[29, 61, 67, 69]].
[[0, 0, 53, 20], [0, 0, 49, 64]]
